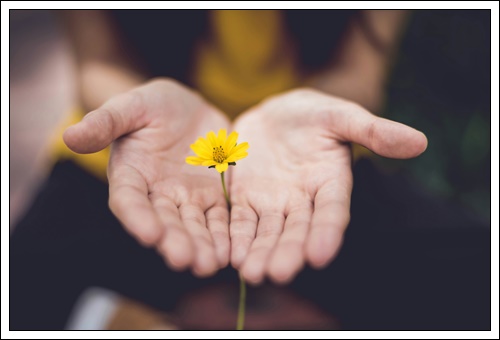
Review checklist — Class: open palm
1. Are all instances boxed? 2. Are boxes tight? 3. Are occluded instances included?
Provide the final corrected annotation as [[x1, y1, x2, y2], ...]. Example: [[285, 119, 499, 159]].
[[65, 83, 427, 282], [64, 79, 231, 276], [230, 89, 427, 284]]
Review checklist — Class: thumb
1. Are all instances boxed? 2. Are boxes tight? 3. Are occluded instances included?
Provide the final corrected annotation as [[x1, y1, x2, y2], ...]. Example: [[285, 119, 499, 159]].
[[332, 103, 428, 159], [63, 91, 145, 154]]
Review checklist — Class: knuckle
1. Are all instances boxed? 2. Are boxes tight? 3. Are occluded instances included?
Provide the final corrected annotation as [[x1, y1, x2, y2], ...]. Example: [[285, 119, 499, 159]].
[[230, 207, 257, 224], [257, 227, 281, 238], [367, 119, 378, 147], [208, 213, 229, 227], [230, 232, 254, 244], [249, 245, 272, 255], [94, 107, 117, 136], [193, 234, 213, 247], [184, 213, 205, 226], [210, 230, 229, 242], [125, 89, 145, 113]]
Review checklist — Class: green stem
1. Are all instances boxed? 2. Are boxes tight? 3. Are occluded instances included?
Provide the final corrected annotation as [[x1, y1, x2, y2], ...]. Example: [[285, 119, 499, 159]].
[[237, 273, 246, 330], [221, 172, 230, 208], [220, 171, 246, 330]]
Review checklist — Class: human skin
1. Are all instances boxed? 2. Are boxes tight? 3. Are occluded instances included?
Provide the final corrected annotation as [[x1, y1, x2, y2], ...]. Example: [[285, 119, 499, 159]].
[[230, 88, 427, 284], [63, 81, 427, 282], [62, 10, 422, 282], [64, 79, 232, 277]]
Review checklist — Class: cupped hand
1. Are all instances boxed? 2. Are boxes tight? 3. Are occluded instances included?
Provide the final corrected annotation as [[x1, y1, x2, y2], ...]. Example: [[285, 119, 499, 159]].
[[63, 79, 231, 277], [229, 88, 427, 285]]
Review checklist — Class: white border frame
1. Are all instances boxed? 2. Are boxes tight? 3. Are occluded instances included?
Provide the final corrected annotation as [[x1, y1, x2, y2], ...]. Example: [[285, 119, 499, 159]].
[[2, 1, 498, 339]]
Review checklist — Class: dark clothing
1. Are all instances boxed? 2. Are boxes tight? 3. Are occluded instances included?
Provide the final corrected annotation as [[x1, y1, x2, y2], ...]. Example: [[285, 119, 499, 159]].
[[109, 10, 355, 82], [10, 160, 490, 330]]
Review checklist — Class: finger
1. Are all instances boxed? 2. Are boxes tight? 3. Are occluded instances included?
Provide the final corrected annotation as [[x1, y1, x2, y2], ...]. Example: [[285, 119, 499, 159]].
[[229, 205, 259, 269], [331, 102, 428, 159], [205, 204, 230, 268], [306, 175, 352, 269], [240, 211, 285, 285], [152, 197, 195, 271], [267, 204, 312, 284], [179, 203, 219, 277], [108, 165, 163, 247], [63, 90, 146, 154]]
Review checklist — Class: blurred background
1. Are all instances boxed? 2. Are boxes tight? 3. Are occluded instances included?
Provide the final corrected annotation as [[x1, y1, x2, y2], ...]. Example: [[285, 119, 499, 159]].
[[10, 10, 76, 227], [383, 10, 491, 220], [10, 10, 491, 227], [9, 10, 491, 330]]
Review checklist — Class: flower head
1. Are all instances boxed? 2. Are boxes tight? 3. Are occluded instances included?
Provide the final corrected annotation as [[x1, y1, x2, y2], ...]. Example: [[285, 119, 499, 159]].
[[186, 129, 249, 173]]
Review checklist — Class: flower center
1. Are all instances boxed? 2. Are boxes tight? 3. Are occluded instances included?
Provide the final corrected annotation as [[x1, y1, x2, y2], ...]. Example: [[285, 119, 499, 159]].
[[213, 145, 226, 163]]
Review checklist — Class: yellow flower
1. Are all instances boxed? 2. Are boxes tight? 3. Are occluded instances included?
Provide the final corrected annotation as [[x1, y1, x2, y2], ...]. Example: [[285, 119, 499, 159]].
[[186, 129, 249, 173]]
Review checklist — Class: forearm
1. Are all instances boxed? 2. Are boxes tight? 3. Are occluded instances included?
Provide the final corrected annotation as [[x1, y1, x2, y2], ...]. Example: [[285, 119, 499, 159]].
[[308, 10, 409, 113], [79, 62, 145, 111], [61, 10, 146, 111]]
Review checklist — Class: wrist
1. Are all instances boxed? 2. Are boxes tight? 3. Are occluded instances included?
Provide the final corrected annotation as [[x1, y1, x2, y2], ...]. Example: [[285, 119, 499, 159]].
[[306, 67, 384, 114], [79, 61, 146, 111]]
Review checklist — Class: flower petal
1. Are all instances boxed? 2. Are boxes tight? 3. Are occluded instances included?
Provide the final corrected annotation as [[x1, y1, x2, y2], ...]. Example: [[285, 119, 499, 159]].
[[207, 131, 218, 148], [202, 159, 218, 166], [217, 129, 227, 146], [186, 156, 205, 165], [224, 131, 239, 154], [196, 137, 212, 152], [190, 143, 212, 159], [215, 162, 229, 173], [226, 151, 248, 163], [229, 142, 249, 156]]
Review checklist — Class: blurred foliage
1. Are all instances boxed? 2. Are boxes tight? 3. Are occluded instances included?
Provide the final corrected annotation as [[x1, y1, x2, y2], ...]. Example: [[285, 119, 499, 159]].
[[380, 10, 491, 219]]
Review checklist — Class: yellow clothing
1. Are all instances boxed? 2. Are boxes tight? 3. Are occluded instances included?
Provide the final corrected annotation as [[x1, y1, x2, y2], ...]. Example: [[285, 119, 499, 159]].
[[52, 10, 369, 180], [192, 10, 300, 118], [51, 108, 110, 181]]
